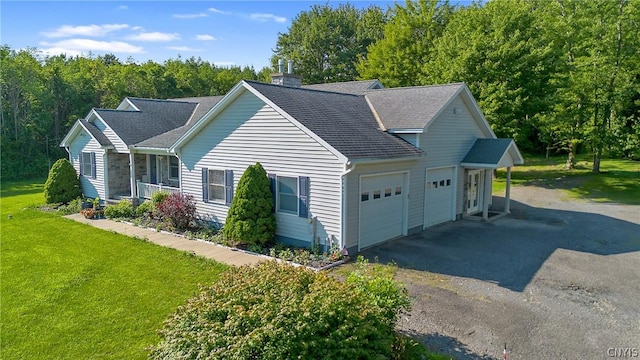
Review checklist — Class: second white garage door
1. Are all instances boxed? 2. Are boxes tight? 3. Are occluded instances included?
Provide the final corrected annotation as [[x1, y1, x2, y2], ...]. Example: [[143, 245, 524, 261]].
[[359, 172, 407, 250], [424, 166, 456, 227]]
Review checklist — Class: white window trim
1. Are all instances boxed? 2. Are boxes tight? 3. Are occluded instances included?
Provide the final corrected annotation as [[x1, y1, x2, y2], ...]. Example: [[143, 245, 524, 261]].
[[168, 156, 179, 181], [276, 175, 299, 215], [207, 169, 226, 203], [81, 152, 93, 177]]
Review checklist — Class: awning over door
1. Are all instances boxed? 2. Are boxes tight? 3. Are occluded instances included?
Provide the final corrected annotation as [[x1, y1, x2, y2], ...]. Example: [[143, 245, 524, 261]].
[[461, 138, 524, 169]]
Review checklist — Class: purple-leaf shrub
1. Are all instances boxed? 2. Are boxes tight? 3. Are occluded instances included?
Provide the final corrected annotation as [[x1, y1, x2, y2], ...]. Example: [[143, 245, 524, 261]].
[[156, 193, 196, 230]]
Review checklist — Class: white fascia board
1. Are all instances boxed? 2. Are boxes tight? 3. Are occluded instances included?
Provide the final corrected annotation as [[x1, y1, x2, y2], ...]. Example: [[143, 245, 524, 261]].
[[350, 155, 423, 165], [60, 120, 83, 147], [460, 85, 496, 138], [242, 82, 350, 164], [116, 98, 140, 111], [460, 162, 497, 169], [129, 146, 172, 155], [90, 110, 128, 149], [170, 81, 246, 152], [386, 128, 424, 134]]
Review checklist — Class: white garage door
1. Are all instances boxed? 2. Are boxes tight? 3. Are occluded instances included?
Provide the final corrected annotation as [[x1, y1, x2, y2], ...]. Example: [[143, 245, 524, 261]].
[[424, 167, 455, 227], [359, 173, 406, 250]]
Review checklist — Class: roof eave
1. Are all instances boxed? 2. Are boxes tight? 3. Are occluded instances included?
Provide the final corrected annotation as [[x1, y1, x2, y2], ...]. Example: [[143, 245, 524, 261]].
[[349, 154, 424, 164]]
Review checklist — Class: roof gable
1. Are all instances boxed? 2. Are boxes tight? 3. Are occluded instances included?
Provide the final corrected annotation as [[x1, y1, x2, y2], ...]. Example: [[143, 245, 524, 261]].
[[364, 83, 495, 139], [244, 81, 422, 160], [60, 119, 113, 148], [461, 138, 524, 168]]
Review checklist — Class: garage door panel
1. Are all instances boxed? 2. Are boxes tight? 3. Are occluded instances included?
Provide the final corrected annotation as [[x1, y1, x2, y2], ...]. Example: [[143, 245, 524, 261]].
[[360, 173, 406, 250], [425, 167, 455, 227]]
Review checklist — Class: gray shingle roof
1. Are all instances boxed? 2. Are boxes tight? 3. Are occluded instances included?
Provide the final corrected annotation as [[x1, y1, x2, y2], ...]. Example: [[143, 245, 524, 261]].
[[364, 83, 465, 129], [246, 81, 423, 160], [96, 98, 197, 145], [168, 96, 224, 127], [81, 120, 112, 147], [302, 80, 383, 95], [462, 138, 515, 165]]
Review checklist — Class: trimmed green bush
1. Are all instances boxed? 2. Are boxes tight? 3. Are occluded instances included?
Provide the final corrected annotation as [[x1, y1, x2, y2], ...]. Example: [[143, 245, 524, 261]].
[[44, 159, 81, 204], [134, 200, 154, 217], [104, 200, 133, 219], [151, 191, 170, 206], [150, 261, 400, 359], [223, 162, 275, 246]]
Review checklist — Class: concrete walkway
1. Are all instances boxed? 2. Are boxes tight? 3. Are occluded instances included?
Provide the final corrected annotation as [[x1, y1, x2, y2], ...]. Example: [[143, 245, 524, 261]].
[[65, 214, 265, 267]]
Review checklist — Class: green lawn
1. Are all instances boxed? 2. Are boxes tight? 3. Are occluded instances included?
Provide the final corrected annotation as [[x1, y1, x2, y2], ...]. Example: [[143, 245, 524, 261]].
[[1, 179, 228, 359], [493, 155, 640, 205]]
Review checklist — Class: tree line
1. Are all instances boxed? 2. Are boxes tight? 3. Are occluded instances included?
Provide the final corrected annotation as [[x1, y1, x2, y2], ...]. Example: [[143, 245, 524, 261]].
[[273, 0, 639, 171], [1, 0, 638, 180], [0, 47, 269, 179]]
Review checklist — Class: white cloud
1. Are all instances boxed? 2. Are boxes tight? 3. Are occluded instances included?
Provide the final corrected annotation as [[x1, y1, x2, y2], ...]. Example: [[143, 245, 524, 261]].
[[126, 32, 180, 42], [131, 26, 143, 31], [249, 13, 286, 23], [208, 7, 230, 15], [117, 5, 128, 11], [40, 47, 84, 58], [173, 12, 208, 19], [41, 24, 129, 38], [167, 46, 202, 52], [195, 34, 216, 41], [40, 39, 144, 53]]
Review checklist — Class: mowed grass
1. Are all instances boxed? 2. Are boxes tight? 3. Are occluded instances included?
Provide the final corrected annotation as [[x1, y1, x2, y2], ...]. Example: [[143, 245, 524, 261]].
[[1, 179, 228, 359], [493, 155, 640, 205]]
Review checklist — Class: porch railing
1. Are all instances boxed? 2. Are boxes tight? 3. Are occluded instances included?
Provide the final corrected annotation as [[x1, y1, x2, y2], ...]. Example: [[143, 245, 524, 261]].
[[137, 180, 181, 200]]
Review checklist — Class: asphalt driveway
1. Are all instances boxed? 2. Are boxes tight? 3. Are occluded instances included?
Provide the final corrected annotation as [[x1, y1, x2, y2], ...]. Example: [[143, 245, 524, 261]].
[[361, 186, 640, 359]]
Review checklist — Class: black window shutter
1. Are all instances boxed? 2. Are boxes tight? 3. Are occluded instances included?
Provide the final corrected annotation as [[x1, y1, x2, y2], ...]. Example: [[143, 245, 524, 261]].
[[268, 173, 276, 211], [201, 168, 209, 202], [91, 152, 97, 179], [79, 153, 84, 176], [224, 169, 234, 205], [298, 176, 309, 218]]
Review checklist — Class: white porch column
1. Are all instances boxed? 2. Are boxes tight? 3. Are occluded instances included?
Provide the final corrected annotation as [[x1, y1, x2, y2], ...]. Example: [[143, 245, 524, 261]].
[[482, 169, 492, 221], [505, 166, 512, 213], [129, 152, 137, 198]]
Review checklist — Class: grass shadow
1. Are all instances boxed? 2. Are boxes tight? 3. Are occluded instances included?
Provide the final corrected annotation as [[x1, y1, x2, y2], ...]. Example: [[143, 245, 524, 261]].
[[1, 178, 46, 197]]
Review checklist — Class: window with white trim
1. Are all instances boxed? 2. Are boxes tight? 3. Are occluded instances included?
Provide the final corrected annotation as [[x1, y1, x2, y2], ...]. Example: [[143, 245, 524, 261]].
[[208, 170, 225, 202], [169, 156, 179, 180], [277, 176, 298, 214]]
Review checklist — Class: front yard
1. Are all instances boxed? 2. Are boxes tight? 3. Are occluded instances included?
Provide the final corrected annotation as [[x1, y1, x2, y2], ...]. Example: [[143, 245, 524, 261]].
[[1, 180, 228, 359]]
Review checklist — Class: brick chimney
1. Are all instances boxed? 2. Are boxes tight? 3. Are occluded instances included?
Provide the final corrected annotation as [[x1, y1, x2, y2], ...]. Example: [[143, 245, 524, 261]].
[[271, 59, 302, 87]]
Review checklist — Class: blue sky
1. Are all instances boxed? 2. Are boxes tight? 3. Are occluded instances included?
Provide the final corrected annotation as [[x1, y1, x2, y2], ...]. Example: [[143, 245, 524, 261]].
[[1, 1, 397, 70]]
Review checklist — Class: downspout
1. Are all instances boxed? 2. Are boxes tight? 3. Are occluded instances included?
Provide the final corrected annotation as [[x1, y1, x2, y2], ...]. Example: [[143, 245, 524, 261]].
[[340, 161, 356, 254]]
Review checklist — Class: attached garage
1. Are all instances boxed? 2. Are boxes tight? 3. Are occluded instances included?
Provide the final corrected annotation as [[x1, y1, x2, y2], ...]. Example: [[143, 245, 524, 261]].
[[359, 172, 408, 250], [424, 166, 456, 227]]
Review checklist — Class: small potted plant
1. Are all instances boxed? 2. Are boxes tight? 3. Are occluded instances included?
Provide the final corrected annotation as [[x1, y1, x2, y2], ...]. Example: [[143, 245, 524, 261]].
[[92, 197, 105, 219], [81, 208, 95, 219]]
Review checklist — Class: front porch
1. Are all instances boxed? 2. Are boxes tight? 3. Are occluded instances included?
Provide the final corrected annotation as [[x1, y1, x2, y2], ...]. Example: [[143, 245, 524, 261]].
[[106, 152, 181, 200], [461, 138, 524, 222]]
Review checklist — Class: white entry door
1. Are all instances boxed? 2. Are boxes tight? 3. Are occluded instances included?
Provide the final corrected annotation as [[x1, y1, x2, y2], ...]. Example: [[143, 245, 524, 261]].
[[467, 170, 483, 213]]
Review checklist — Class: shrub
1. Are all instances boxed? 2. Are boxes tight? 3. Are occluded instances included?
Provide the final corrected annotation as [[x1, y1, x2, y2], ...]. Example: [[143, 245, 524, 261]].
[[150, 261, 398, 359], [346, 256, 411, 325], [156, 193, 196, 230], [134, 200, 154, 217], [44, 159, 82, 204], [223, 162, 276, 246], [56, 197, 83, 215], [104, 200, 134, 219], [151, 191, 170, 206]]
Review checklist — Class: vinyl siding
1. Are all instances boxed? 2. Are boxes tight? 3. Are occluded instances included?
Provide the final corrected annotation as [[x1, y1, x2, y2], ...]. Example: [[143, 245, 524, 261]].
[[344, 158, 421, 251], [179, 90, 344, 246], [422, 96, 486, 214], [68, 128, 106, 200]]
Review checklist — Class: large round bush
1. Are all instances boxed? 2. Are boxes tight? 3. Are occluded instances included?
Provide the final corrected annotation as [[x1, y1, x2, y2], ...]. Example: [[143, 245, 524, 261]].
[[44, 158, 82, 204], [150, 261, 401, 359]]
